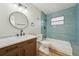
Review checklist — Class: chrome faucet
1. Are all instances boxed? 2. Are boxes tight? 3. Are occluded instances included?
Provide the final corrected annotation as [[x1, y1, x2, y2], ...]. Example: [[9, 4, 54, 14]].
[[16, 30, 25, 37], [20, 30, 23, 36]]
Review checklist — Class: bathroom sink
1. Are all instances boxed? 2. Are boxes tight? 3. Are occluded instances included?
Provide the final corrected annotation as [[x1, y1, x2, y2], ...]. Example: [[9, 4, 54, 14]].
[[0, 35, 37, 48]]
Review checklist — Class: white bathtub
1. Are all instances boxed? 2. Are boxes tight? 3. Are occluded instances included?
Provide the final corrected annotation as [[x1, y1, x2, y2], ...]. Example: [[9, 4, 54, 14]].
[[39, 38, 73, 56]]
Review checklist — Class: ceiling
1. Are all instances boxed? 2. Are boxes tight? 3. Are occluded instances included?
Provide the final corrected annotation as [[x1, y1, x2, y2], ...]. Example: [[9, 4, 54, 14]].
[[32, 3, 76, 15]]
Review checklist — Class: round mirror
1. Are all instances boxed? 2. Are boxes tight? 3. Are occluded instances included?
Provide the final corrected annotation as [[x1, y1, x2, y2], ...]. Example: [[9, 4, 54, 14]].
[[9, 11, 28, 29]]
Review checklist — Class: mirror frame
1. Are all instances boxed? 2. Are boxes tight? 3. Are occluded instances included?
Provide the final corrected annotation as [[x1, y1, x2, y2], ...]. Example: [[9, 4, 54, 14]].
[[9, 11, 29, 30]]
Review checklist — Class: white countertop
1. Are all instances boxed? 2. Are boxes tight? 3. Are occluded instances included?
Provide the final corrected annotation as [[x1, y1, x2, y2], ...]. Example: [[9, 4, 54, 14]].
[[0, 35, 37, 49]]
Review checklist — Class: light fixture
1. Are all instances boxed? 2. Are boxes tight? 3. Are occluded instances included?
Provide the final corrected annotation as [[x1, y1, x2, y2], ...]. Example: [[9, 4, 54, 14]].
[[18, 3, 23, 7], [17, 3, 27, 9]]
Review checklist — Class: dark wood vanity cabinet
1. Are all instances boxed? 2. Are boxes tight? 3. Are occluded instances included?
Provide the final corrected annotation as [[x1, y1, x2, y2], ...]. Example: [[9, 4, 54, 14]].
[[0, 38, 37, 56]]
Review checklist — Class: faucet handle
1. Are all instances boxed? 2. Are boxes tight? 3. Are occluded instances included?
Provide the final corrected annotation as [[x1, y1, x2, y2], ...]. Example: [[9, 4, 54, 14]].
[[23, 33, 25, 36], [16, 34, 19, 37]]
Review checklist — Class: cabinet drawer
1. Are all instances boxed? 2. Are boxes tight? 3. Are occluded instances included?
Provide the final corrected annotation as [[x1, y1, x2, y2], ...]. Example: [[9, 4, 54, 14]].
[[18, 38, 36, 47]]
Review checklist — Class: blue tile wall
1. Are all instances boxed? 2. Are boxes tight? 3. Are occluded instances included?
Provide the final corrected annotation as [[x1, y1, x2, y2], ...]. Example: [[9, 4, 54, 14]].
[[46, 6, 77, 55], [41, 4, 79, 55], [72, 4, 79, 56], [46, 6, 76, 42], [41, 11, 47, 38], [76, 4, 79, 45]]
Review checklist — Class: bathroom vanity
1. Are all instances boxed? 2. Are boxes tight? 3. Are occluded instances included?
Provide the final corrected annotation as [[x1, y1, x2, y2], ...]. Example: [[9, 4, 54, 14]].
[[0, 35, 37, 56]]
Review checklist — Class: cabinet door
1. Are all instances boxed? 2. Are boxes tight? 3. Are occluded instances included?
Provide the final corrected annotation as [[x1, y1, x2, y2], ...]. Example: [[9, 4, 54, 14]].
[[21, 39, 36, 56], [24, 42, 36, 56]]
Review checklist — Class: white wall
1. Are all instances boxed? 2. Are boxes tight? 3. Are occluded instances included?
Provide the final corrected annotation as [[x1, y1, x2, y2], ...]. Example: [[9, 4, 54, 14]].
[[0, 3, 41, 37]]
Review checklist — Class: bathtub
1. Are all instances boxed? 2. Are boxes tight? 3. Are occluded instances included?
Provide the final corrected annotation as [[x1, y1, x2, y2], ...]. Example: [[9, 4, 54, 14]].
[[39, 38, 73, 56]]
